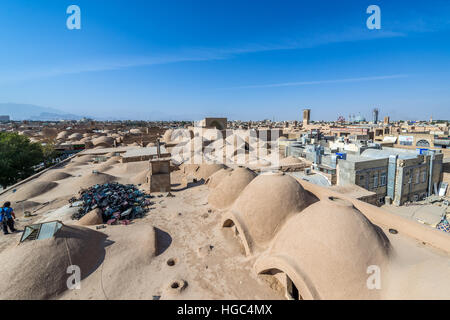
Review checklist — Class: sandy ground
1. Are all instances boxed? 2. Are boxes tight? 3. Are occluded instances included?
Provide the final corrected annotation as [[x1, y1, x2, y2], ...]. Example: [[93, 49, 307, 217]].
[[382, 226, 450, 299], [382, 203, 447, 226], [0, 154, 448, 300], [0, 157, 284, 300], [59, 183, 285, 300]]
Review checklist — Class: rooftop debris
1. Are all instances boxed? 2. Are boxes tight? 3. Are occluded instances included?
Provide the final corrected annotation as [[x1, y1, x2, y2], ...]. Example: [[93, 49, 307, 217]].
[[436, 216, 450, 233], [70, 183, 153, 225]]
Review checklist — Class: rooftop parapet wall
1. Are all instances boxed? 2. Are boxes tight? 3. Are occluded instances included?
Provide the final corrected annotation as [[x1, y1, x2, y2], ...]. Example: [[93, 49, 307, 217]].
[[354, 158, 388, 170], [296, 178, 450, 255]]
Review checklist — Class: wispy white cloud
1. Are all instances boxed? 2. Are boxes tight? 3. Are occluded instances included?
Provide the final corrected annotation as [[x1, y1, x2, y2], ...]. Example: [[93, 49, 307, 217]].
[[0, 29, 405, 84], [223, 74, 409, 89], [0, 54, 223, 84]]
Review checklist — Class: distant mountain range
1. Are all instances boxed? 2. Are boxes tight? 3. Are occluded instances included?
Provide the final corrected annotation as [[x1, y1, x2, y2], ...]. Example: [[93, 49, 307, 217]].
[[0, 103, 85, 121], [0, 102, 227, 121]]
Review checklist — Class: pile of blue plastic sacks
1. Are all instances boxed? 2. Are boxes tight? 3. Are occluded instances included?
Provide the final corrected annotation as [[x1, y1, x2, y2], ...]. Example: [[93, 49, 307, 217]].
[[436, 215, 450, 233], [70, 182, 153, 225]]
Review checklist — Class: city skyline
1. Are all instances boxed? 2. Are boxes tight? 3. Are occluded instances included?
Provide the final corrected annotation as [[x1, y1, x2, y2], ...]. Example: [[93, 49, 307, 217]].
[[1, 0, 450, 121]]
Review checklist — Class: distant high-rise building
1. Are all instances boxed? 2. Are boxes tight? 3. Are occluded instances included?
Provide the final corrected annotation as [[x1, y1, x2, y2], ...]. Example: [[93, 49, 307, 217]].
[[384, 116, 390, 125], [0, 115, 10, 122], [302, 109, 311, 126], [373, 108, 379, 124]]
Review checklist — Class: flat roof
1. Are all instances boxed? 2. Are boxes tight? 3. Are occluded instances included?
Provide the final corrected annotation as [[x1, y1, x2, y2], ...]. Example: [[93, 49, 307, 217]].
[[80, 146, 137, 155], [361, 147, 419, 160], [343, 154, 383, 163], [329, 184, 376, 199], [122, 146, 169, 158], [79, 145, 168, 157]]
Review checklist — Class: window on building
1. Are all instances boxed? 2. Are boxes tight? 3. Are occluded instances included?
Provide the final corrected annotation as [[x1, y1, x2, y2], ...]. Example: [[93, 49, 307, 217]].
[[358, 175, 366, 188], [380, 172, 387, 186], [421, 170, 427, 183], [373, 174, 378, 188], [404, 170, 409, 185], [415, 171, 420, 184], [416, 140, 430, 147]]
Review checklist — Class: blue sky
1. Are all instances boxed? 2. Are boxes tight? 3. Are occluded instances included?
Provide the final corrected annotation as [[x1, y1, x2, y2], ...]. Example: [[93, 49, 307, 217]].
[[1, 0, 450, 121]]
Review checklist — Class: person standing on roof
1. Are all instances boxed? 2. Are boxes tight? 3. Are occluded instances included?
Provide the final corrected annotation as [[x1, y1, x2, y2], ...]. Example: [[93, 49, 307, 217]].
[[1, 202, 17, 235]]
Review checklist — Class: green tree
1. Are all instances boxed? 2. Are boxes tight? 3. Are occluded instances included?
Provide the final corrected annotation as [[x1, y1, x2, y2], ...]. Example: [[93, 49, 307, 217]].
[[41, 141, 58, 167], [0, 132, 44, 189]]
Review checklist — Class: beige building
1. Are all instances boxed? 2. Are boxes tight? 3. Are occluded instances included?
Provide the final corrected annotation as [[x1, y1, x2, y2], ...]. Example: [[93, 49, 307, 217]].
[[337, 156, 388, 205], [337, 148, 444, 206], [302, 109, 311, 126], [147, 157, 171, 193], [195, 118, 227, 130]]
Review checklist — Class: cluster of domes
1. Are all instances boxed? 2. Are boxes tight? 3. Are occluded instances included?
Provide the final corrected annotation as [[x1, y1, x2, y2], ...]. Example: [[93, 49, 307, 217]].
[[254, 197, 390, 299], [208, 169, 392, 299], [227, 172, 313, 250], [91, 136, 114, 148], [208, 167, 257, 209]]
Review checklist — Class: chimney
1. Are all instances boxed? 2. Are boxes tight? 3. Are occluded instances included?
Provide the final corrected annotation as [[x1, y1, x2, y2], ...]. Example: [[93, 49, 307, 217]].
[[156, 138, 161, 158]]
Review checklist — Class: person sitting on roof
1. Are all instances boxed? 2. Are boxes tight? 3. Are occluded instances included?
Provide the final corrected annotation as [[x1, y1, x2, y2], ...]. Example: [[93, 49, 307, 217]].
[[0, 202, 17, 235]]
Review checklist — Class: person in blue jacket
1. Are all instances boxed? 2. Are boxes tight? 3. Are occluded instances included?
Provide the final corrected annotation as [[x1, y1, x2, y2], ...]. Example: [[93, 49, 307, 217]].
[[1, 202, 17, 234]]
